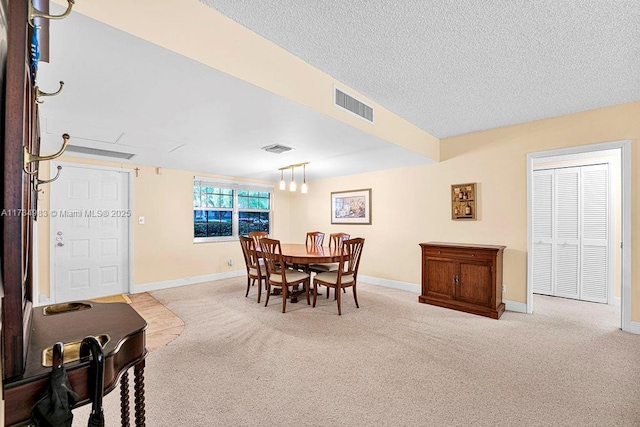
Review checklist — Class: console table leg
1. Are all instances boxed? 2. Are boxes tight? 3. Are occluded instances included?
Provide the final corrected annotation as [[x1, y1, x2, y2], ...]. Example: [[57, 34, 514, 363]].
[[134, 361, 146, 427], [120, 371, 130, 427]]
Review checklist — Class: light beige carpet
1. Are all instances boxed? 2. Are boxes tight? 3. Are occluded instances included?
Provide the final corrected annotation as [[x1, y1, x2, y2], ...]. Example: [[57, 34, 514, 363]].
[[73, 278, 640, 426]]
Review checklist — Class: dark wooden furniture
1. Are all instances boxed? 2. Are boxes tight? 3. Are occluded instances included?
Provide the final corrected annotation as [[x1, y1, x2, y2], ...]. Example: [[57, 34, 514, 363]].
[[305, 231, 325, 246], [309, 232, 351, 298], [247, 231, 268, 240], [258, 238, 311, 313], [256, 243, 342, 303], [278, 243, 341, 265], [313, 238, 364, 315], [3, 302, 148, 426], [419, 242, 506, 319], [239, 236, 266, 302], [1, 2, 148, 425]]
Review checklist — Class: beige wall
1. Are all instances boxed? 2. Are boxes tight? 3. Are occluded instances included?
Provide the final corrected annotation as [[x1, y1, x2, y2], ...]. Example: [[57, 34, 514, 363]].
[[36, 102, 639, 323], [292, 101, 640, 320], [36, 157, 294, 297], [38, 3, 640, 320]]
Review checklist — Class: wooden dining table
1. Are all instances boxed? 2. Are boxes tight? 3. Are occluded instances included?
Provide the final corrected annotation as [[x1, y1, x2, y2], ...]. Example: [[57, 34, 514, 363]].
[[262, 243, 342, 303], [279, 243, 342, 265]]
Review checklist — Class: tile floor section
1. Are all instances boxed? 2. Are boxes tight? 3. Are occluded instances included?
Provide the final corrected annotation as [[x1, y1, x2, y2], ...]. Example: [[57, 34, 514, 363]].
[[128, 293, 184, 352]]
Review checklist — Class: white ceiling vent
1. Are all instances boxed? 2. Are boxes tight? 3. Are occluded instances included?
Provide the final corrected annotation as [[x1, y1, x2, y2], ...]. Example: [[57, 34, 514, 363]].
[[262, 144, 294, 154], [334, 87, 374, 123], [65, 145, 136, 160]]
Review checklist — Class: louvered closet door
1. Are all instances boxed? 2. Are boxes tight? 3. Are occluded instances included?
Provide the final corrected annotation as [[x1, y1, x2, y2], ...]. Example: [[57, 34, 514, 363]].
[[554, 167, 580, 300], [532, 170, 554, 295], [580, 164, 609, 303]]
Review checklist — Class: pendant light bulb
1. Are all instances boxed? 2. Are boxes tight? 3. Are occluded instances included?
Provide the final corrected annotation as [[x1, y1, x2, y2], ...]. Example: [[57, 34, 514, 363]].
[[279, 169, 285, 190], [289, 167, 296, 191], [301, 164, 308, 193]]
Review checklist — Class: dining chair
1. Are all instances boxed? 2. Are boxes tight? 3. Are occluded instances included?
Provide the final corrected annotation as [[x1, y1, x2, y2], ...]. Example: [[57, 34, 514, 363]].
[[239, 236, 267, 303], [313, 238, 365, 315], [305, 231, 325, 246], [309, 233, 350, 298], [259, 238, 311, 313], [248, 231, 268, 241]]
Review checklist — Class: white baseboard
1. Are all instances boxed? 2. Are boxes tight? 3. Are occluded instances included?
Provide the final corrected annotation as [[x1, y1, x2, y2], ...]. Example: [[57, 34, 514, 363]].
[[503, 299, 527, 313], [132, 269, 244, 294], [132, 273, 635, 328], [359, 275, 420, 293], [623, 320, 640, 335]]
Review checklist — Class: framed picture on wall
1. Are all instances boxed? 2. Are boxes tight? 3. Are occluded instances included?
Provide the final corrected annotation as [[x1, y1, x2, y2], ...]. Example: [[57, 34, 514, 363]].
[[451, 182, 477, 220], [331, 188, 372, 224]]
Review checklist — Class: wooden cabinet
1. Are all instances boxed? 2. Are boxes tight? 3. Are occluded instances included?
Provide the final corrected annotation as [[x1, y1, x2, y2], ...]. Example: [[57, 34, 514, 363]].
[[419, 242, 506, 319]]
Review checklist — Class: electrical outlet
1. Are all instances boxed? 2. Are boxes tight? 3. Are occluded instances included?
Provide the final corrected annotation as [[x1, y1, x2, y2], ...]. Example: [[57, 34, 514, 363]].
[[228, 259, 234, 266], [501, 284, 506, 293]]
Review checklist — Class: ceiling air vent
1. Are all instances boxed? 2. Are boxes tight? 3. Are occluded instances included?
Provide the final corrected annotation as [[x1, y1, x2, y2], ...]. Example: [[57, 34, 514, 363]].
[[262, 144, 294, 154], [334, 87, 374, 123], [65, 145, 136, 160]]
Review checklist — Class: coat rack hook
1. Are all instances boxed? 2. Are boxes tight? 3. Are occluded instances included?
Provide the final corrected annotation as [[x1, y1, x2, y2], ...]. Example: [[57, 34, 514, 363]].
[[29, 0, 74, 26], [37, 165, 62, 186], [24, 133, 70, 167], [35, 81, 64, 104]]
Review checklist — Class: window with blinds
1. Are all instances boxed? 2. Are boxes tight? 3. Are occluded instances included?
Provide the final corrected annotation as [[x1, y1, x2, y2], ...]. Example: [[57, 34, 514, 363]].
[[193, 178, 272, 242]]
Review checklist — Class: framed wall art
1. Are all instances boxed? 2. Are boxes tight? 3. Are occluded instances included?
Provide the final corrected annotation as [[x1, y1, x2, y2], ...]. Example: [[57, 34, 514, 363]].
[[331, 188, 372, 224], [451, 183, 476, 220]]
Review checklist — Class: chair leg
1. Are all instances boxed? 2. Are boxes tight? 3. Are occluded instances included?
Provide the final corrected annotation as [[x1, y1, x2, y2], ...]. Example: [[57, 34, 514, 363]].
[[265, 283, 271, 307], [336, 284, 342, 315], [245, 276, 251, 297], [305, 279, 310, 305], [313, 282, 318, 307], [282, 286, 287, 313], [353, 284, 359, 308], [326, 284, 330, 299], [257, 278, 262, 304]]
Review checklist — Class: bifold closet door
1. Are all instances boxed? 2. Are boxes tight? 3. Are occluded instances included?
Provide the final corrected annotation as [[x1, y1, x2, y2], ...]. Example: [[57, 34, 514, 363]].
[[580, 164, 609, 303], [532, 169, 553, 295], [554, 167, 580, 300], [532, 164, 609, 303]]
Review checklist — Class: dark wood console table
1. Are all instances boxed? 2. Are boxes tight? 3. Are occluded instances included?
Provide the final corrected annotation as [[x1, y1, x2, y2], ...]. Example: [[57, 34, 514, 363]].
[[419, 242, 506, 319], [4, 302, 148, 426]]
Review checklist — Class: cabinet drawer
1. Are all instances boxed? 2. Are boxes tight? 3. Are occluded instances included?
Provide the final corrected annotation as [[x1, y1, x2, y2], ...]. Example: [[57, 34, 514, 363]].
[[424, 247, 491, 261]]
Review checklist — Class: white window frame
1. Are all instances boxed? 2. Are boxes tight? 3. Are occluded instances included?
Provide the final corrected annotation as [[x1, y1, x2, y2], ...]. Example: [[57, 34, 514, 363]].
[[193, 177, 273, 243]]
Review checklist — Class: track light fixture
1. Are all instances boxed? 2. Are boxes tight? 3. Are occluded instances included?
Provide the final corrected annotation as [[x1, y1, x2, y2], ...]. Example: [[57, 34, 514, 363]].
[[278, 162, 309, 194]]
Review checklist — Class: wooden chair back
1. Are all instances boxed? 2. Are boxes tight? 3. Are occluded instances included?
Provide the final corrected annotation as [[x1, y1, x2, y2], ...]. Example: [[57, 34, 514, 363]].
[[248, 231, 268, 241], [341, 238, 365, 279], [306, 231, 325, 246], [258, 238, 284, 280], [329, 233, 350, 249], [239, 236, 261, 273]]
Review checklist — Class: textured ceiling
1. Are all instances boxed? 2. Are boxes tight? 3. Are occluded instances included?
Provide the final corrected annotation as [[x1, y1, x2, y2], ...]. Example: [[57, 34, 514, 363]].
[[199, 0, 640, 138]]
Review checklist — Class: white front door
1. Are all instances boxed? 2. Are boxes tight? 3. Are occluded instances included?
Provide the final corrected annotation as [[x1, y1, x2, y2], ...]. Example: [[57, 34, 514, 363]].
[[51, 164, 130, 302]]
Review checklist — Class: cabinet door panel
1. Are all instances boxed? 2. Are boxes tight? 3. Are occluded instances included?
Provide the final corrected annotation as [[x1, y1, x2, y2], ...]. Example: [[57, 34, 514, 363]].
[[458, 261, 492, 306], [425, 258, 456, 299]]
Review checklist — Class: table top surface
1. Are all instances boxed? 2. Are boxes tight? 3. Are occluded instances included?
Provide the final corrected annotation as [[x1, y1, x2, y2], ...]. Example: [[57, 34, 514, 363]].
[[276, 243, 342, 263]]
